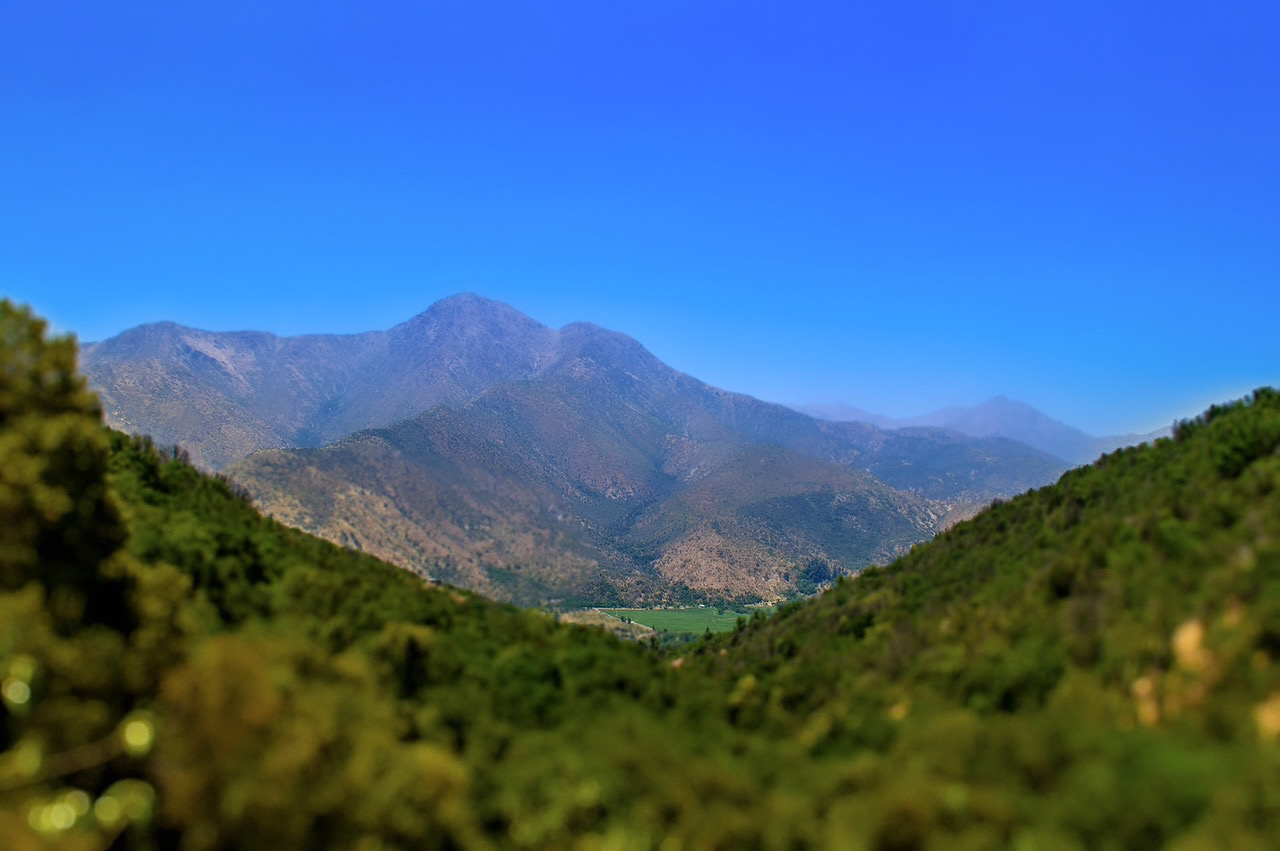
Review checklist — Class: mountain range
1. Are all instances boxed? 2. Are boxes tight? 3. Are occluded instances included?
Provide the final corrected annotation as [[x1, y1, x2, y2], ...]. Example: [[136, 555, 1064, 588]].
[[798, 397, 1167, 465], [82, 294, 1071, 604], [81, 294, 561, 471]]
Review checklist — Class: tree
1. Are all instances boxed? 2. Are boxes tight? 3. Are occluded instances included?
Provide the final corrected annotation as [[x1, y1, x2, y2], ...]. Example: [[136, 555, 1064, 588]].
[[0, 300, 128, 626], [0, 301, 157, 851]]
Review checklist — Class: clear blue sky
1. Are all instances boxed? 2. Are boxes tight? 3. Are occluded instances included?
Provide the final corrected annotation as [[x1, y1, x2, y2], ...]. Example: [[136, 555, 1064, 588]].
[[4, 2, 1277, 436]]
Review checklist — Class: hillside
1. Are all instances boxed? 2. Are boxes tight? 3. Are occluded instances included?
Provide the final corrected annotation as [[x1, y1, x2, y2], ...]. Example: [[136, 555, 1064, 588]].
[[5, 299, 1280, 848], [3, 301, 685, 848], [228, 320, 1058, 604], [694, 387, 1280, 847]]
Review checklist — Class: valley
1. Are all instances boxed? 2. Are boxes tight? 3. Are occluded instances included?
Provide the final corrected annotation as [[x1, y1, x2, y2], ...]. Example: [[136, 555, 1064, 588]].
[[7, 299, 1280, 848]]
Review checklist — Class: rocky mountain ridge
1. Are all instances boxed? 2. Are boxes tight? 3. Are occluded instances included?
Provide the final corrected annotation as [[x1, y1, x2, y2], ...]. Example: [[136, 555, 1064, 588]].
[[82, 294, 558, 469], [85, 294, 1070, 604]]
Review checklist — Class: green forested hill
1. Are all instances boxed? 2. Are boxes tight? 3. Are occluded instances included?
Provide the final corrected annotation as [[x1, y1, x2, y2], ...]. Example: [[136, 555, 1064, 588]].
[[3, 300, 686, 849], [4, 299, 1280, 849], [690, 387, 1280, 847]]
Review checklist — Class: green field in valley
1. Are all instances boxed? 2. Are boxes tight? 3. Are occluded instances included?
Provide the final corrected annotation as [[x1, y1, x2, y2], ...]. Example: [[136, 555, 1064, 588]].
[[599, 607, 759, 634]]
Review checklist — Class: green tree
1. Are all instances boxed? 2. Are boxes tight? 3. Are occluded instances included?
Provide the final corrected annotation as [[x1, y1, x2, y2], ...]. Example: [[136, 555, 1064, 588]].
[[0, 300, 128, 628], [0, 301, 158, 850]]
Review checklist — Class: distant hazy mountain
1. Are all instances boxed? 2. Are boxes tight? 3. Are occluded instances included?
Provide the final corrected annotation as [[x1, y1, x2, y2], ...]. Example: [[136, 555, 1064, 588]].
[[88, 295, 1069, 604], [798, 396, 1167, 465], [81, 294, 556, 470]]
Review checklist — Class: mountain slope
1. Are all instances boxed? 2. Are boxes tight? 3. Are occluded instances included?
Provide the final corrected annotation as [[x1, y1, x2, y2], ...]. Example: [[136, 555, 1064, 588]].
[[691, 387, 1280, 846], [624, 444, 946, 598], [231, 323, 970, 604]]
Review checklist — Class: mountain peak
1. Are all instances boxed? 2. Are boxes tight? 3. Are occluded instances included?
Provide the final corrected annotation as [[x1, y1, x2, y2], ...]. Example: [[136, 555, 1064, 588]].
[[83, 294, 560, 468], [426, 291, 507, 314], [394, 293, 546, 333], [85, 320, 210, 360]]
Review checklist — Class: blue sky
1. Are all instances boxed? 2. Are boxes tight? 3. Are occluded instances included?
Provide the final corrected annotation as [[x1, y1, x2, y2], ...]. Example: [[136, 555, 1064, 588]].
[[3, 1, 1277, 436]]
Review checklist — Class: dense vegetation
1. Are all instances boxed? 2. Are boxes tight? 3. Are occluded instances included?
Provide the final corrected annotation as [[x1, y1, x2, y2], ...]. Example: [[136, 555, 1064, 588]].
[[3, 299, 1280, 848], [694, 386, 1280, 848]]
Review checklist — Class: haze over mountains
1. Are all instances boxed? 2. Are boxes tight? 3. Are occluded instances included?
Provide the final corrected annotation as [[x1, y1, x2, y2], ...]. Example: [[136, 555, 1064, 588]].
[[798, 398, 1168, 466], [798, 399, 1172, 465], [82, 294, 1071, 605]]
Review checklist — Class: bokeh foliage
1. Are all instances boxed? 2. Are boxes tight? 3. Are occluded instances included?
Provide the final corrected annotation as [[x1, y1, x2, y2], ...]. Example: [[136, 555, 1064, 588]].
[[3, 297, 1280, 848]]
